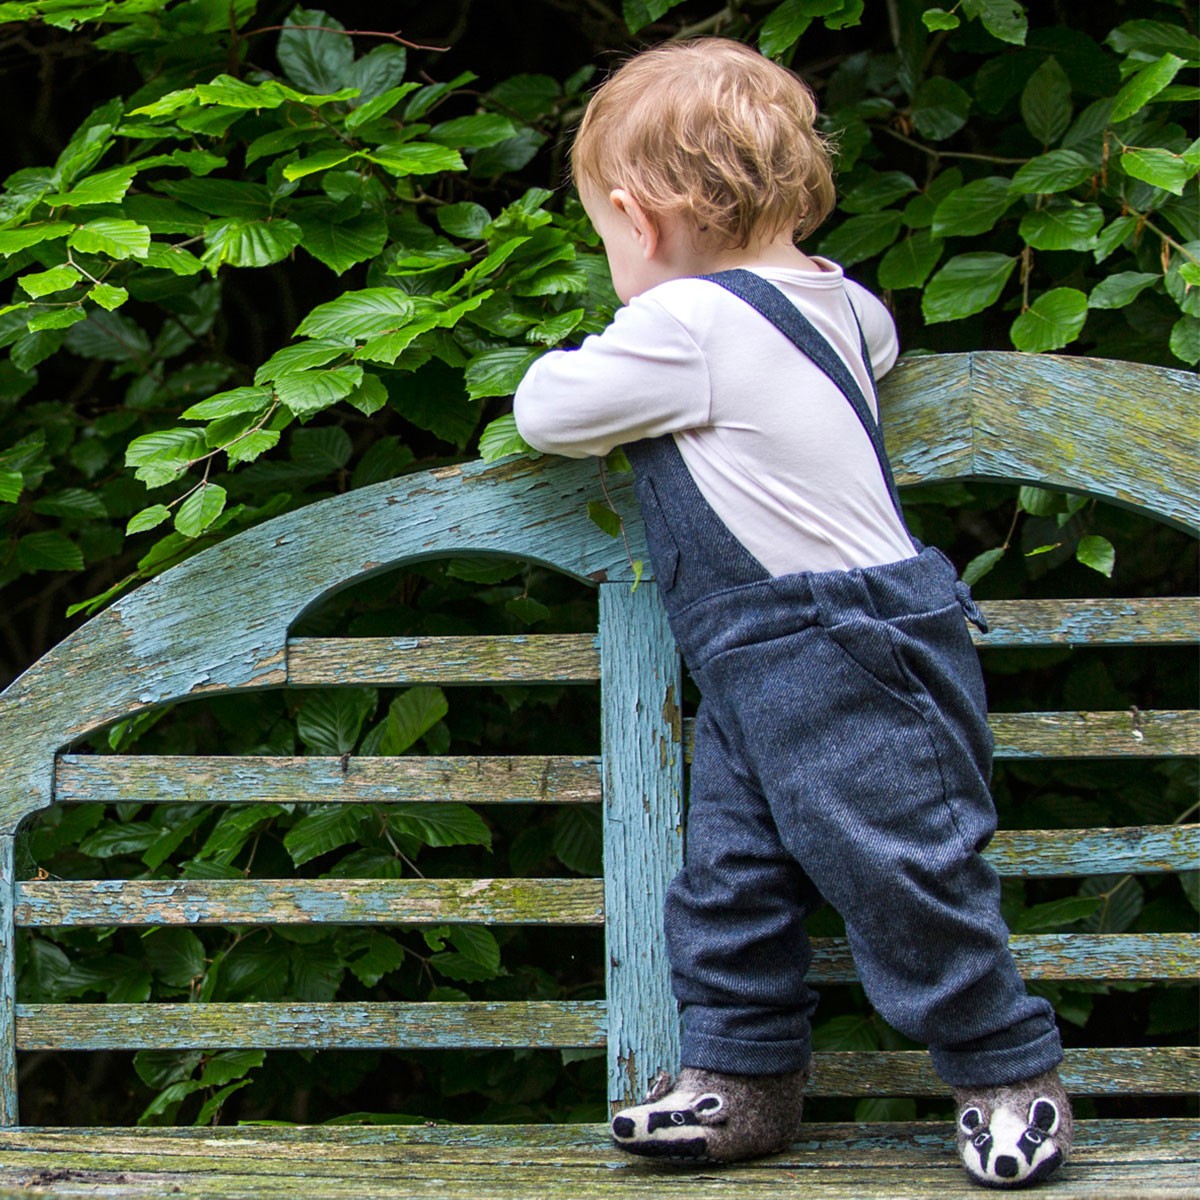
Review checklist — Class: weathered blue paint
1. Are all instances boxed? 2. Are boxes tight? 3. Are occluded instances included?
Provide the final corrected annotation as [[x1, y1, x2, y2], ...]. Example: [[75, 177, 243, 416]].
[[0, 456, 644, 832], [0, 839, 14, 1127], [803, 933, 1198, 983], [2, 353, 1194, 833], [679, 710, 1199, 761], [973, 598, 1198, 646], [803, 1046, 1197, 1097], [0, 1117, 1191, 1200], [15, 877, 606, 927], [987, 709, 1198, 757], [287, 633, 601, 685], [17, 1000, 609, 1052], [985, 825, 1200, 877], [54, 754, 603, 807], [600, 583, 683, 1111], [883, 352, 1200, 532]]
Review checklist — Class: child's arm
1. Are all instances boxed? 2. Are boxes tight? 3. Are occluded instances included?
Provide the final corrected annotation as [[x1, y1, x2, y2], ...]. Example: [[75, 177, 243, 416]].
[[513, 294, 710, 458]]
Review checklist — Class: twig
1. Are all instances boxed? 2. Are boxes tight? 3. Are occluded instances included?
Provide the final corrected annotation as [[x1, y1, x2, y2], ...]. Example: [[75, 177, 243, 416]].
[[380, 814, 426, 878], [240, 24, 450, 53], [1001, 501, 1022, 552], [877, 125, 1028, 165], [597, 458, 637, 576], [1136, 212, 1199, 266], [674, 6, 737, 40], [168, 401, 282, 500], [886, 0, 902, 49]]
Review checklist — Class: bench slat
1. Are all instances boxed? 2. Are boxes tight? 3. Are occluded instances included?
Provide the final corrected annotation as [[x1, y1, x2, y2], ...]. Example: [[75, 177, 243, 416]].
[[43, 749, 1200, 879], [16, 868, 1192, 981], [54, 755, 601, 805], [287, 634, 600, 685], [284, 602, 1199, 688], [973, 597, 1198, 646], [599, 582, 685, 1107], [985, 824, 1199, 876], [281, 600, 1199, 688], [281, 602, 1199, 685], [14, 878, 604, 927], [808, 1046, 1197, 1097], [988, 710, 1197, 757], [807, 933, 1196, 982], [0, 1115, 1186, 1161], [678, 711, 1198, 759], [15, 1001, 608, 1051]]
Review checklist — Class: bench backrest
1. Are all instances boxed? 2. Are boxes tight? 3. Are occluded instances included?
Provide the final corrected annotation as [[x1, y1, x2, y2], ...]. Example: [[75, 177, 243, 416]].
[[0, 351, 1196, 1125]]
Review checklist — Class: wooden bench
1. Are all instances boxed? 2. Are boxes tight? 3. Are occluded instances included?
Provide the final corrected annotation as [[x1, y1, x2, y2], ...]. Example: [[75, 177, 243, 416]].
[[0, 351, 1195, 1198]]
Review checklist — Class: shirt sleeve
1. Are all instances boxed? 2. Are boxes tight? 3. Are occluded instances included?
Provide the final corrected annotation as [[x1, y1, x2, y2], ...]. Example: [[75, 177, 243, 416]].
[[845, 279, 900, 380], [513, 293, 711, 459]]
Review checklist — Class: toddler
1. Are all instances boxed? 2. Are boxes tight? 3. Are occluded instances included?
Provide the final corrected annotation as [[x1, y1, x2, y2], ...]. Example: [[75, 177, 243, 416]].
[[513, 38, 1072, 1190]]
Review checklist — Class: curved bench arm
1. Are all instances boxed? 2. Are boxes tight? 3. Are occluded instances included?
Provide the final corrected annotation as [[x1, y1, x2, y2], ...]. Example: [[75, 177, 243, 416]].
[[0, 456, 641, 830], [885, 353, 1198, 533]]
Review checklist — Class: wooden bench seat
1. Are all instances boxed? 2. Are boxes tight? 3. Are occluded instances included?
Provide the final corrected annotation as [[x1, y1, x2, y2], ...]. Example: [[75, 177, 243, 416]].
[[0, 351, 1195, 1198], [1, 1118, 1196, 1198]]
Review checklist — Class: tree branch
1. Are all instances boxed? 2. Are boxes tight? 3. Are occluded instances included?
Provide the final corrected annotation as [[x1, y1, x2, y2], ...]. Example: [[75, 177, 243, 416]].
[[240, 24, 450, 54]]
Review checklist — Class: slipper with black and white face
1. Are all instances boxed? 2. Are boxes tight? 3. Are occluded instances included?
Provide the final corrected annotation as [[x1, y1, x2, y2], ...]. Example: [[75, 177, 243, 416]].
[[609, 1065, 808, 1164], [954, 1068, 1073, 1188]]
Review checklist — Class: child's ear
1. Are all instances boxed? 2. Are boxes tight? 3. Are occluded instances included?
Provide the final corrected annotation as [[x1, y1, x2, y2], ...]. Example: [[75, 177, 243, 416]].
[[610, 189, 659, 260]]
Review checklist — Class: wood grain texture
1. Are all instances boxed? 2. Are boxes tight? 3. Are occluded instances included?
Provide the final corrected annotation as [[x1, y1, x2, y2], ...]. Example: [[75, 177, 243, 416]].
[[806, 1045, 1196, 1097], [973, 598, 1198, 646], [16, 1001, 607, 1052], [985, 824, 1199, 876], [0, 1119, 1191, 1199], [600, 583, 683, 1111], [14, 878, 605, 928], [287, 634, 601, 685], [0, 1114, 1186, 1160], [805, 933, 1196, 982], [54, 754, 602, 806], [0, 841, 14, 1129], [988, 709, 1197, 757], [284, 599, 1200, 675], [883, 352, 1200, 531]]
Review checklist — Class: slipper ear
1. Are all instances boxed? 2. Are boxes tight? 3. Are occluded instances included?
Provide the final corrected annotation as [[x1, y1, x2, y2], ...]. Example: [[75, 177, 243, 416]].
[[693, 1094, 724, 1123], [644, 1072, 674, 1103], [1029, 1098, 1060, 1135], [959, 1106, 984, 1135]]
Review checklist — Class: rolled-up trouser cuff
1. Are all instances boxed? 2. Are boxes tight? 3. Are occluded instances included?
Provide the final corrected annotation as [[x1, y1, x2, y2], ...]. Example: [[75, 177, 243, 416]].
[[931, 1023, 1064, 1088], [682, 1028, 812, 1077]]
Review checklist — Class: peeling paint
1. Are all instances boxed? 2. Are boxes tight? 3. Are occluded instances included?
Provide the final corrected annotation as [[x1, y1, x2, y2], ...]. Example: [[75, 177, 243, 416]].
[[661, 685, 681, 739]]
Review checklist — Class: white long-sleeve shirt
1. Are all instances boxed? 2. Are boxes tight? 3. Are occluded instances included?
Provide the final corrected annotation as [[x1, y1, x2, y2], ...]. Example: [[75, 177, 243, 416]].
[[513, 261, 914, 576]]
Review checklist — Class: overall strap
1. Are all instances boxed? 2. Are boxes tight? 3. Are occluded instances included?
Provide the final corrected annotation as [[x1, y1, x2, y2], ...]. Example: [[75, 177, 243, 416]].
[[699, 268, 907, 525]]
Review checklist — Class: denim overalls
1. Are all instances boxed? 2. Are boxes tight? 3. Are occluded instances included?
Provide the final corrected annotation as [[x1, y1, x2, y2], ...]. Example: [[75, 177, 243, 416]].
[[624, 269, 1063, 1089]]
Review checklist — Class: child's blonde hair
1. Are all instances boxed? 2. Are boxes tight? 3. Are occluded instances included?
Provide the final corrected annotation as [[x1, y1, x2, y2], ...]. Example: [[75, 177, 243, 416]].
[[571, 38, 835, 249]]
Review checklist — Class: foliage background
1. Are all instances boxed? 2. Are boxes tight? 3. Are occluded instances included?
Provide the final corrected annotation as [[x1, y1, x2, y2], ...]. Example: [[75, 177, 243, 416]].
[[0, 0, 1195, 1127]]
